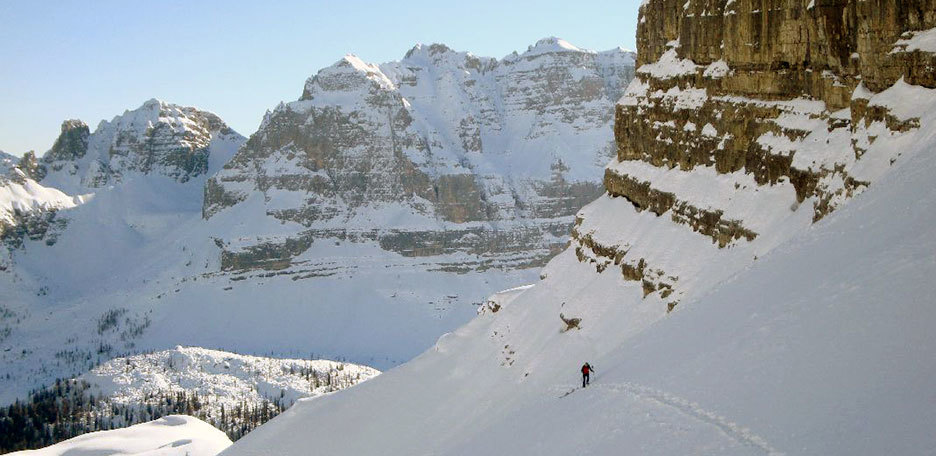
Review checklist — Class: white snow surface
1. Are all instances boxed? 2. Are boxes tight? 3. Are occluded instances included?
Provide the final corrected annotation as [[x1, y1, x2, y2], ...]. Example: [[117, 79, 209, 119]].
[[703, 59, 730, 79], [892, 27, 936, 54], [10, 415, 231, 456], [80, 346, 379, 415], [291, 37, 635, 186], [636, 49, 699, 80], [0, 172, 87, 227], [220, 82, 936, 455]]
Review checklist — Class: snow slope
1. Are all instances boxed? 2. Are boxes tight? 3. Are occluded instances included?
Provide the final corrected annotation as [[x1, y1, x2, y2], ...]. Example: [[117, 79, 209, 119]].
[[10, 415, 231, 456], [0, 169, 87, 233], [222, 96, 936, 456]]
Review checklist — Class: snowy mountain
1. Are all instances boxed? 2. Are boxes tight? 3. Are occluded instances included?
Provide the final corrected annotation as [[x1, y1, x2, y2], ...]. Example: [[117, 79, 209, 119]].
[[0, 168, 87, 243], [0, 100, 246, 405], [79, 346, 379, 425], [9, 415, 231, 456], [220, 2, 936, 455], [0, 38, 635, 409], [205, 37, 636, 269], [42, 100, 244, 193]]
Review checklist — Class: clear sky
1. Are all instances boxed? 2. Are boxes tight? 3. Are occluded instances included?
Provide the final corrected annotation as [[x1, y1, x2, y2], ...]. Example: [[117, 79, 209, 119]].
[[0, 0, 641, 157]]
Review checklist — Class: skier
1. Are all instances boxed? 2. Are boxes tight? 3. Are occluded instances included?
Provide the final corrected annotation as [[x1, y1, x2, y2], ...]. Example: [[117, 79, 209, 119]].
[[581, 362, 594, 387]]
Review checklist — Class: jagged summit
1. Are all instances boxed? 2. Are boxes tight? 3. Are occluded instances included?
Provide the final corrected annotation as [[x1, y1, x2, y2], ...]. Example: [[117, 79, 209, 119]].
[[301, 54, 397, 101], [208, 37, 638, 227], [40, 99, 244, 192], [302, 37, 633, 103], [524, 36, 584, 55], [403, 42, 458, 59], [140, 97, 163, 109]]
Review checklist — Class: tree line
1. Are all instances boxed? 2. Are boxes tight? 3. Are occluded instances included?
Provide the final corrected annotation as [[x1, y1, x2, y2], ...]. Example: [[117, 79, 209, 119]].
[[0, 364, 365, 453]]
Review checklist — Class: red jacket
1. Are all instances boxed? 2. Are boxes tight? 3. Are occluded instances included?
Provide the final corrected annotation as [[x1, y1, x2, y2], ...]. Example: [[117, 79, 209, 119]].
[[581, 364, 591, 374]]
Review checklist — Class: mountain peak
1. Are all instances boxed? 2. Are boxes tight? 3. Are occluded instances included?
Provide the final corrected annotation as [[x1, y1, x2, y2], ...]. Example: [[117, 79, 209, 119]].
[[301, 54, 396, 101], [525, 37, 587, 56], [600, 46, 636, 55], [141, 98, 164, 109], [335, 54, 378, 73], [404, 43, 455, 60]]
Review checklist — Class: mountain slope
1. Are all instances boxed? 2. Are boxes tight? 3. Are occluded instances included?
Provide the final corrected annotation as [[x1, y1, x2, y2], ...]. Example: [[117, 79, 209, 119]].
[[221, 1, 936, 454], [0, 100, 245, 404], [205, 38, 636, 270], [42, 99, 243, 193], [0, 39, 635, 406], [0, 169, 87, 242], [221, 139, 936, 455]]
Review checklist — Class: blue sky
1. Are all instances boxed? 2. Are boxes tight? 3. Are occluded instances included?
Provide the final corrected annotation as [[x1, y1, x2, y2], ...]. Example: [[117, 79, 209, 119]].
[[0, 1, 640, 157]]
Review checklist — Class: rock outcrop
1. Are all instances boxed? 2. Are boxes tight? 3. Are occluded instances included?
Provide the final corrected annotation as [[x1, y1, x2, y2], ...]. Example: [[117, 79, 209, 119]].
[[204, 38, 636, 271], [2, 100, 244, 247], [0, 162, 82, 245], [43, 120, 90, 164], [572, 0, 936, 310]]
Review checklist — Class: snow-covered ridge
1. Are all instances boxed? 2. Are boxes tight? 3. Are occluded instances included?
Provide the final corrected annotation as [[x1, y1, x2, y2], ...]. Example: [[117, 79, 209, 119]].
[[0, 163, 88, 240], [80, 346, 380, 412], [0, 346, 379, 449], [42, 99, 245, 194], [300, 36, 635, 111], [0, 172, 86, 226], [211, 37, 636, 227], [10, 415, 231, 456]]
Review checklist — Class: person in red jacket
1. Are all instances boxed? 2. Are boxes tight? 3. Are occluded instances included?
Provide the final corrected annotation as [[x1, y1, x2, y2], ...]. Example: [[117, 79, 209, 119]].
[[581, 362, 595, 387]]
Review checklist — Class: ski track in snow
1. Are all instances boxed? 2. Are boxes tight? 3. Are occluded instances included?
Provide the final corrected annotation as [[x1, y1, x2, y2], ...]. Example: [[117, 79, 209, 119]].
[[552, 382, 783, 456]]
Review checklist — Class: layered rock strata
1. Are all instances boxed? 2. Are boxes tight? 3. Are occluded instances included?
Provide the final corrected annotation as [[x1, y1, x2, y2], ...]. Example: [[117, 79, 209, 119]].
[[572, 0, 936, 310], [205, 38, 636, 271], [43, 99, 244, 193]]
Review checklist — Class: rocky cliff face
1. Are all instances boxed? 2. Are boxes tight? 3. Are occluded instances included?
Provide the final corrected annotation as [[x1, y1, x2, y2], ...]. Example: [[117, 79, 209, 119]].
[[42, 99, 244, 193], [44, 120, 90, 165], [205, 38, 635, 271], [571, 0, 936, 311], [0, 154, 83, 245]]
